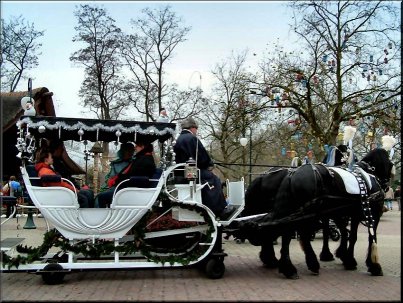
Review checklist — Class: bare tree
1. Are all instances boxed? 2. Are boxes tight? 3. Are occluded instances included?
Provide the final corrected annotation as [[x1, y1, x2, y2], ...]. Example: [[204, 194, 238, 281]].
[[70, 4, 127, 120], [257, 1, 401, 161], [199, 51, 278, 181], [70, 4, 130, 176], [121, 5, 191, 121], [0, 15, 44, 92]]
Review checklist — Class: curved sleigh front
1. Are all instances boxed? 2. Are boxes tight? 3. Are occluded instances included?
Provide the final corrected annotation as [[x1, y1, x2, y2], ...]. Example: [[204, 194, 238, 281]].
[[22, 165, 164, 240]]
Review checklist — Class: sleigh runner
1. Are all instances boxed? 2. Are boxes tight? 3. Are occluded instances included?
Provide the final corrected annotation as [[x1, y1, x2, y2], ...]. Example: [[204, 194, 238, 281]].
[[1, 116, 245, 283]]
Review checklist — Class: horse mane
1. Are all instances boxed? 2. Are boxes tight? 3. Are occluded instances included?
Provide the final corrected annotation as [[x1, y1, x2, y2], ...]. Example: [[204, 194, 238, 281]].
[[360, 148, 392, 181]]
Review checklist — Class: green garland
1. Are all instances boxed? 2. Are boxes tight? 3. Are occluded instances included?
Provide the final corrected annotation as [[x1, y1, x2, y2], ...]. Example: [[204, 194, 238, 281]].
[[1, 200, 215, 270]]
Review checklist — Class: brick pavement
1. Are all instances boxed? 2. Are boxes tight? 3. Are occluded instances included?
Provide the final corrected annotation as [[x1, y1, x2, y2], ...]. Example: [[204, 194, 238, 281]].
[[0, 202, 401, 301]]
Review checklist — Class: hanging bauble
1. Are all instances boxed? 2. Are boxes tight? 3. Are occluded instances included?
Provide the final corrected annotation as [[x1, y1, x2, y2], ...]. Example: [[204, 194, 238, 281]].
[[38, 125, 46, 133], [115, 130, 122, 144], [313, 75, 319, 85], [349, 78, 352, 84], [322, 55, 328, 62], [78, 129, 84, 141], [355, 47, 360, 55], [388, 42, 393, 49], [363, 65, 368, 72], [378, 69, 383, 75], [367, 75, 370, 81], [281, 147, 286, 156], [301, 79, 307, 87], [384, 49, 388, 55], [327, 60, 332, 66], [331, 59, 335, 67], [384, 57, 388, 64], [369, 55, 374, 62]]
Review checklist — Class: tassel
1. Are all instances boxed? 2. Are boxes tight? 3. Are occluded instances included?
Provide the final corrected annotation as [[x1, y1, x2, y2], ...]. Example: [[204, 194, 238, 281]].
[[343, 126, 357, 145], [371, 242, 379, 264]]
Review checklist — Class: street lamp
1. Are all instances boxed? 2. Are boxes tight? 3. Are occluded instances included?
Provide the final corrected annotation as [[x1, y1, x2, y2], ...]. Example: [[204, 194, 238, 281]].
[[90, 142, 103, 194], [239, 128, 252, 185]]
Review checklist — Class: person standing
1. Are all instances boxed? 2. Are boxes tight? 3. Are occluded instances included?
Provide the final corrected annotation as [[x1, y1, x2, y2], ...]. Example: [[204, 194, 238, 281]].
[[394, 185, 401, 211], [384, 186, 394, 211], [173, 117, 235, 219]]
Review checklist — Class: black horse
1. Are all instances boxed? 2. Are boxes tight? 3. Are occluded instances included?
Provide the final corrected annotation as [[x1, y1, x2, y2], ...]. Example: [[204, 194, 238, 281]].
[[230, 148, 393, 279]]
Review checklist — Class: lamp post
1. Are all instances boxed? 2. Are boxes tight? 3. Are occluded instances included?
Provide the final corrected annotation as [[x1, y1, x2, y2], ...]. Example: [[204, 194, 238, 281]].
[[84, 149, 91, 185], [239, 128, 252, 185], [90, 142, 103, 194]]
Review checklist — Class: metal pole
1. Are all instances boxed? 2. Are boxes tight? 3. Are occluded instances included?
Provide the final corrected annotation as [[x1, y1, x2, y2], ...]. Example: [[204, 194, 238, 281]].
[[249, 127, 252, 185], [84, 152, 89, 185]]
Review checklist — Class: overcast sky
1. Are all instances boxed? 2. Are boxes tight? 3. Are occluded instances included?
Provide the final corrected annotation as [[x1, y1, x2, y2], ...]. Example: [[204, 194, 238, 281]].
[[2, 1, 296, 118]]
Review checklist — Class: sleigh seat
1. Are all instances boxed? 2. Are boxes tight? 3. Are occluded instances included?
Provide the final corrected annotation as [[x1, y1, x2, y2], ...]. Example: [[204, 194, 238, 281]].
[[21, 165, 164, 240]]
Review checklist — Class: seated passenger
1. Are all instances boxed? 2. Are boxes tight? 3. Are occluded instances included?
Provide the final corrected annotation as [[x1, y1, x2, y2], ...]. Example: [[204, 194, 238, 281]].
[[100, 142, 135, 193], [96, 140, 156, 208], [35, 149, 94, 208]]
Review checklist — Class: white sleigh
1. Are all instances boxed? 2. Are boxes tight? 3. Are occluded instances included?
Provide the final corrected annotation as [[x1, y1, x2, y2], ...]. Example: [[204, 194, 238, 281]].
[[22, 165, 164, 240], [5, 115, 246, 282]]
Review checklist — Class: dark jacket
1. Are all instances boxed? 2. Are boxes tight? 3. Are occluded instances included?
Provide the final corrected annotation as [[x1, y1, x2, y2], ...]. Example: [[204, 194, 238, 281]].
[[173, 129, 226, 215], [174, 130, 213, 169], [114, 149, 156, 185]]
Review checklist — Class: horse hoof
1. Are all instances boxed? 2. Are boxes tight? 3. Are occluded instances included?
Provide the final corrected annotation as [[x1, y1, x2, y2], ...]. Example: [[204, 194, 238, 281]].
[[286, 273, 299, 280], [344, 264, 357, 270], [309, 269, 320, 275], [320, 252, 335, 262], [368, 264, 383, 276]]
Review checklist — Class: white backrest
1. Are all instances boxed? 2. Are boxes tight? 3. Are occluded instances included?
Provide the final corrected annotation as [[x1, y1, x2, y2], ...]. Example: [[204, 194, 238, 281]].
[[111, 174, 164, 209], [21, 166, 80, 209]]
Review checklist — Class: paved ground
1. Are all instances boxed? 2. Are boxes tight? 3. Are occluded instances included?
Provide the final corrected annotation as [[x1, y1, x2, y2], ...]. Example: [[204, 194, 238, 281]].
[[0, 201, 401, 302]]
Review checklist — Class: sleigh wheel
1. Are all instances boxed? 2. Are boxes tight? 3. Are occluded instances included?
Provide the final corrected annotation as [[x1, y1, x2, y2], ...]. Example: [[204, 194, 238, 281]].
[[41, 263, 66, 285], [205, 258, 225, 279]]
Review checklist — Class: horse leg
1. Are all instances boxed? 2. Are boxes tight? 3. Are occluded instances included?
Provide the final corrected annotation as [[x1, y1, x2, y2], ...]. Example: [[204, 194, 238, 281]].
[[341, 217, 359, 270], [365, 217, 383, 276], [299, 227, 320, 274], [259, 236, 279, 268], [278, 231, 299, 279], [334, 217, 349, 262], [320, 217, 335, 261]]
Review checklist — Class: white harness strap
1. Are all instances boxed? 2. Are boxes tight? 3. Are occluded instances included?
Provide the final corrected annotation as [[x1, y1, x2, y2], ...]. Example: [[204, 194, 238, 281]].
[[354, 166, 373, 190]]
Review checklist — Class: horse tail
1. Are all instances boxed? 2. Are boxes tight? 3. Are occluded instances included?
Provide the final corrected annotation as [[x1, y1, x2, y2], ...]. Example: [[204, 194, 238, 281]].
[[371, 242, 379, 264]]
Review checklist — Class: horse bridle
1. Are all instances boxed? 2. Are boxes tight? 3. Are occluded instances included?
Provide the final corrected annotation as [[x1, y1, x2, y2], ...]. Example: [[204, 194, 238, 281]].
[[359, 160, 390, 191]]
